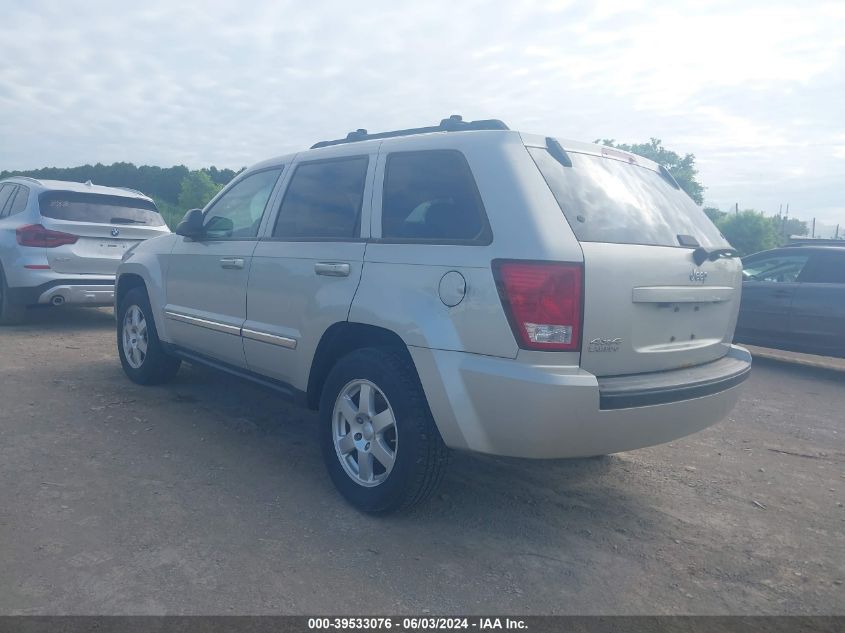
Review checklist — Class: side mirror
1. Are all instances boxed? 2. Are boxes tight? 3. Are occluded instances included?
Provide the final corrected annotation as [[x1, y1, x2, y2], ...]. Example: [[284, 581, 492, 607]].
[[175, 209, 204, 238], [204, 215, 234, 237]]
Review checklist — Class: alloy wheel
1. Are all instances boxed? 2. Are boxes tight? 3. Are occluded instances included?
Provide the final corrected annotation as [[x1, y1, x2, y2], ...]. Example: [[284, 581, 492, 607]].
[[332, 379, 398, 487], [122, 305, 148, 369]]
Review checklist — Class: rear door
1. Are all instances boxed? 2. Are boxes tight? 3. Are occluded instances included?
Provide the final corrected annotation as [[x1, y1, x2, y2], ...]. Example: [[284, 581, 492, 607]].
[[38, 191, 169, 274], [164, 167, 284, 369], [244, 149, 375, 389], [788, 250, 845, 353], [737, 251, 810, 342], [529, 142, 741, 376]]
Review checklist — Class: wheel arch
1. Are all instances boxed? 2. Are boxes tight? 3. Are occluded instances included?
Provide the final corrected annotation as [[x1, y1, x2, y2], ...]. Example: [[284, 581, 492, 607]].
[[115, 273, 146, 309], [306, 322, 414, 410]]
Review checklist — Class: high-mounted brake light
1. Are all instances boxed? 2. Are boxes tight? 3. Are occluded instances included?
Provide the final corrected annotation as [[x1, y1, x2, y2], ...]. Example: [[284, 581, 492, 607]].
[[601, 146, 637, 164], [16, 224, 78, 248], [493, 260, 583, 351]]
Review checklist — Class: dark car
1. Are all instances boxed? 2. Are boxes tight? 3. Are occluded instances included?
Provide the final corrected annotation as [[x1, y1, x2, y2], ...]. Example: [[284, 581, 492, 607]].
[[736, 245, 845, 357]]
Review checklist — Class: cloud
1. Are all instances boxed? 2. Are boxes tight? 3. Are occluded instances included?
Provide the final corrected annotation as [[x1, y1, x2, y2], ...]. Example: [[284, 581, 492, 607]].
[[0, 0, 842, 223]]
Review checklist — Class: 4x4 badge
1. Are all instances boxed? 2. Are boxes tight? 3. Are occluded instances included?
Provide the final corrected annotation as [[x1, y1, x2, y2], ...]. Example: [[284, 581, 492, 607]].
[[589, 337, 622, 352]]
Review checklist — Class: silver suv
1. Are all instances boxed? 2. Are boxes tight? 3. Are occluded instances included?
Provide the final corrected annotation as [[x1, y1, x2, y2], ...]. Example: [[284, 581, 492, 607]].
[[0, 177, 169, 324], [115, 116, 751, 513]]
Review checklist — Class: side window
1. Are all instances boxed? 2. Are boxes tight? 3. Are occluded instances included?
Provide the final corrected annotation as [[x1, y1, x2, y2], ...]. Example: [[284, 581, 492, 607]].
[[273, 157, 368, 239], [800, 253, 845, 284], [203, 168, 282, 239], [8, 185, 29, 216], [0, 185, 15, 217], [743, 254, 809, 283], [382, 150, 488, 242]]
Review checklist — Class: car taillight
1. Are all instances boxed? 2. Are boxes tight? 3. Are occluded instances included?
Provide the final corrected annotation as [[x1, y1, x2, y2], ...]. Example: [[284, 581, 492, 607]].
[[493, 260, 583, 351], [16, 224, 78, 248]]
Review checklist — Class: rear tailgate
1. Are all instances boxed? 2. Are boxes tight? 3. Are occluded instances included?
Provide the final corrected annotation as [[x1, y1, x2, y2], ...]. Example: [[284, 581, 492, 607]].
[[580, 242, 741, 376], [527, 140, 741, 377], [38, 191, 169, 274]]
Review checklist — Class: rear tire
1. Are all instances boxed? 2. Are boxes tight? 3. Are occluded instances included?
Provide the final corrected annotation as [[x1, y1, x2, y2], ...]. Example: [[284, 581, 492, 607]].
[[117, 286, 180, 385], [0, 266, 26, 326], [320, 347, 449, 513]]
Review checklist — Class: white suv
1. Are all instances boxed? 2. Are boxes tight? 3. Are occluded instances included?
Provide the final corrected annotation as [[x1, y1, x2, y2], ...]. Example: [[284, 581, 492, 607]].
[[115, 116, 751, 513], [0, 177, 169, 324]]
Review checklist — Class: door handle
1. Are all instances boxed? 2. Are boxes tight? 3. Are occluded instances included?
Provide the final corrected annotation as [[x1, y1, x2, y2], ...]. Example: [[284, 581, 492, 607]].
[[315, 262, 350, 277], [219, 257, 245, 269]]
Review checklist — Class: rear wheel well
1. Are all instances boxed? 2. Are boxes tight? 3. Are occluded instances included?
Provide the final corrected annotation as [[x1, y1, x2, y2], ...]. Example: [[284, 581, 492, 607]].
[[307, 323, 412, 409], [116, 274, 147, 308]]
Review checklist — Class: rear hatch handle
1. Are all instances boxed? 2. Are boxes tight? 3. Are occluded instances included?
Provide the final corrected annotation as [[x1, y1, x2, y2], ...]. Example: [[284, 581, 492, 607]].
[[692, 247, 739, 266]]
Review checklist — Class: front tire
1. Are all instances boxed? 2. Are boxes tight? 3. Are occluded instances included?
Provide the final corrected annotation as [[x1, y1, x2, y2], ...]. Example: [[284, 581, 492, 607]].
[[320, 347, 449, 513], [0, 266, 26, 326], [117, 286, 180, 385]]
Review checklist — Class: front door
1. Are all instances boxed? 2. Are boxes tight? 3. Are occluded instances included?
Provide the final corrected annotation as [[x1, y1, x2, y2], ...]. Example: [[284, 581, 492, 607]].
[[164, 167, 284, 368], [244, 150, 376, 390]]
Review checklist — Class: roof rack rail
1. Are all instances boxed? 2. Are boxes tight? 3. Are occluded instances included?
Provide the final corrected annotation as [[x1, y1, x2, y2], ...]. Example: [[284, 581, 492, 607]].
[[116, 186, 146, 196], [6, 176, 42, 185], [311, 115, 509, 149]]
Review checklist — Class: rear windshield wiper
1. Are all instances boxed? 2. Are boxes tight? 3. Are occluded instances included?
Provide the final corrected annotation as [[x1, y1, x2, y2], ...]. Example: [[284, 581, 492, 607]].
[[693, 246, 739, 266], [110, 217, 147, 224]]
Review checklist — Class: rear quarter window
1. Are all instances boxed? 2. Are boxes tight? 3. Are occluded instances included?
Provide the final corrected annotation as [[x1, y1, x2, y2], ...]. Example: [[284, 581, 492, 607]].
[[39, 191, 164, 226], [9, 185, 30, 215], [529, 147, 729, 249], [0, 184, 15, 216], [381, 150, 490, 243]]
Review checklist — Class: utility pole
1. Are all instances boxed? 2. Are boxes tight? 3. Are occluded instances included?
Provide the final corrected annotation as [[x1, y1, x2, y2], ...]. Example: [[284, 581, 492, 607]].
[[735, 202, 739, 215], [811, 218, 816, 238]]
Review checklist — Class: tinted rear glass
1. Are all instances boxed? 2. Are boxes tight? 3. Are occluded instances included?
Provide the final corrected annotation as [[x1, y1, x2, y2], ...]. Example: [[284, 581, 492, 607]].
[[382, 150, 488, 242], [802, 253, 845, 284], [39, 191, 164, 226], [273, 157, 368, 239], [529, 148, 729, 249]]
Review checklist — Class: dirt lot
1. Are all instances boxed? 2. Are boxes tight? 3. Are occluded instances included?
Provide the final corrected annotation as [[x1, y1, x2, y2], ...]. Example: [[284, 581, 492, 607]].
[[0, 307, 843, 615]]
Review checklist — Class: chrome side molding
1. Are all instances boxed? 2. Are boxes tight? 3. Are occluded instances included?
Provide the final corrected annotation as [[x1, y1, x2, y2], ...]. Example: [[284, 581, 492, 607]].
[[242, 327, 297, 349], [165, 310, 297, 349]]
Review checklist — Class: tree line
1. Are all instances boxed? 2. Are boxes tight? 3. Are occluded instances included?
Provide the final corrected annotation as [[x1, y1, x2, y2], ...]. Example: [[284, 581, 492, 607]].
[[2, 145, 822, 253]]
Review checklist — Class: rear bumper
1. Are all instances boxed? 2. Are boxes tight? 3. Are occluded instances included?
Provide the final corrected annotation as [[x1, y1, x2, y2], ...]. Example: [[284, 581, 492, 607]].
[[597, 353, 751, 409], [6, 277, 114, 307], [36, 283, 114, 306], [410, 344, 751, 459]]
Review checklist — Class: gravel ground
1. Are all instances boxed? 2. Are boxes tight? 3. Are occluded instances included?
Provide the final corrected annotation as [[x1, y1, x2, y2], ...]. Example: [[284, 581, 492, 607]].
[[0, 307, 843, 615]]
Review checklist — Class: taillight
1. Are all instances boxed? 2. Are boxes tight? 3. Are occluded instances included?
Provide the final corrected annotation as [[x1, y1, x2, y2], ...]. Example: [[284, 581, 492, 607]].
[[16, 224, 78, 248], [493, 260, 583, 351]]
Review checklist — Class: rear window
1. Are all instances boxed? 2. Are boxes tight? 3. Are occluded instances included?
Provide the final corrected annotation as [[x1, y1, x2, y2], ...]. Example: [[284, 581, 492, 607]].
[[800, 253, 845, 284], [273, 157, 368, 239], [39, 191, 164, 226], [529, 147, 729, 249]]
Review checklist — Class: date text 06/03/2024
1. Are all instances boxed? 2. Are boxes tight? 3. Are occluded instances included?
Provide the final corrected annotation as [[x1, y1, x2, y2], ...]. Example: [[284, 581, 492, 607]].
[[306, 617, 528, 630]]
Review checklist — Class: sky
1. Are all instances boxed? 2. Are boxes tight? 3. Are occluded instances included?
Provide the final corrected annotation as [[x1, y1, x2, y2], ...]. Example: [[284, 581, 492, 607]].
[[1, 0, 843, 228]]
